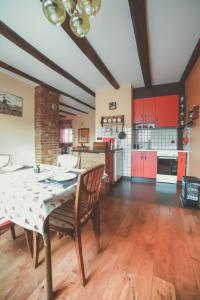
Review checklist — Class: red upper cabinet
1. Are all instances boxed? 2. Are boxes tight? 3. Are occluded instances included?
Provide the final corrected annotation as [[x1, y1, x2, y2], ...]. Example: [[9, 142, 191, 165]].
[[133, 95, 178, 127], [132, 99, 144, 124], [177, 152, 187, 181], [143, 151, 157, 179], [156, 95, 179, 128], [143, 98, 156, 123]]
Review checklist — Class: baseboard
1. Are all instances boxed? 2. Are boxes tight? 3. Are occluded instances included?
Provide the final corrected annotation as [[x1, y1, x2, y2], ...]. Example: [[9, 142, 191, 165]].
[[131, 176, 156, 183]]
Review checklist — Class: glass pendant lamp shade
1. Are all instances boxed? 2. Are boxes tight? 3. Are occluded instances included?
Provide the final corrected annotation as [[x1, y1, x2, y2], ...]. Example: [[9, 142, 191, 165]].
[[42, 0, 66, 25], [61, 0, 76, 15], [78, 0, 101, 17], [70, 12, 90, 38]]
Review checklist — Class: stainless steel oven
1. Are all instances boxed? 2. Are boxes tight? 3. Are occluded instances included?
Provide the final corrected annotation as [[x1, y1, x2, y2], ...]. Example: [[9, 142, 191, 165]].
[[157, 151, 178, 183]]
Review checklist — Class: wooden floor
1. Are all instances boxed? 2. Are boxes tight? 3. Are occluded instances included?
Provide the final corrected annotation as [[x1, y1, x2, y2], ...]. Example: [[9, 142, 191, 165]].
[[1, 180, 200, 300]]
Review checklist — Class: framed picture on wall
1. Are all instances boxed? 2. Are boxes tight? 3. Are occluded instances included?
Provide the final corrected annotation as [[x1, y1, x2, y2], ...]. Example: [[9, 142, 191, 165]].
[[0, 91, 23, 117], [109, 101, 117, 110], [78, 128, 90, 143]]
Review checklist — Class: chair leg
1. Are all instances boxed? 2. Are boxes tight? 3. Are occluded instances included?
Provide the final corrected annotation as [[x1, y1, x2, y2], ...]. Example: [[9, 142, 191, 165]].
[[92, 203, 100, 252], [24, 229, 33, 258], [33, 232, 40, 269], [10, 224, 16, 240], [75, 229, 86, 286]]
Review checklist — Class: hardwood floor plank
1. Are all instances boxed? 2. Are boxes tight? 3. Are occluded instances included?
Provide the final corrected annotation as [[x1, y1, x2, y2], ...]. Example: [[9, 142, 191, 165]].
[[154, 205, 174, 284], [170, 207, 200, 299], [151, 276, 176, 300]]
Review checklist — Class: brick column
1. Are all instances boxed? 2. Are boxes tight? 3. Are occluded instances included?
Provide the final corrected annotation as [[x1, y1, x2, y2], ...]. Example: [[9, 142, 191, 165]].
[[35, 86, 59, 165]]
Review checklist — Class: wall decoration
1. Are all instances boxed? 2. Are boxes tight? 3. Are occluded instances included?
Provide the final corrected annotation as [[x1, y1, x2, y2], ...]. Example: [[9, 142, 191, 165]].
[[109, 101, 117, 110], [0, 91, 23, 117], [78, 128, 89, 143]]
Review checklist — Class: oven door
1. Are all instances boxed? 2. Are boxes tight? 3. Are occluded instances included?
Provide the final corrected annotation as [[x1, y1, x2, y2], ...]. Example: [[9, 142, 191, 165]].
[[157, 156, 178, 176]]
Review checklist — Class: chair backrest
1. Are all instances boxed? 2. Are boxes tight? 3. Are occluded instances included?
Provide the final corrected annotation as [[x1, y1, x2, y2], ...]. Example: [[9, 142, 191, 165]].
[[57, 154, 80, 169], [0, 155, 10, 169], [74, 164, 105, 227]]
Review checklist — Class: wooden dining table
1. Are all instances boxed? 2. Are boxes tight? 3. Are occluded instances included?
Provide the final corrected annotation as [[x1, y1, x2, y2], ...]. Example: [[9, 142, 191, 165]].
[[0, 165, 83, 300]]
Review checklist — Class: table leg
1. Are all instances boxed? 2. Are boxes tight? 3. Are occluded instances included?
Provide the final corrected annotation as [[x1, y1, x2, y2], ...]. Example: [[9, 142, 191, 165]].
[[44, 217, 54, 300]]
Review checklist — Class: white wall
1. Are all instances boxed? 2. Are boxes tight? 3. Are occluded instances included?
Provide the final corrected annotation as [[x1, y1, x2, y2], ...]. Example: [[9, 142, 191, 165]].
[[72, 111, 95, 149], [0, 72, 35, 165], [95, 85, 133, 177], [95, 84, 133, 129]]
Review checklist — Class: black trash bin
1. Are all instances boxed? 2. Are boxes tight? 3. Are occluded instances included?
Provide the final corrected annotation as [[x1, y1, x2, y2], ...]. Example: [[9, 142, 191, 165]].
[[180, 176, 200, 207]]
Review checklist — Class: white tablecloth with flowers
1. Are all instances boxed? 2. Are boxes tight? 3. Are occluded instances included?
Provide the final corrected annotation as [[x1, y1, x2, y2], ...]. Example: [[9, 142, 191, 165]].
[[0, 166, 81, 235]]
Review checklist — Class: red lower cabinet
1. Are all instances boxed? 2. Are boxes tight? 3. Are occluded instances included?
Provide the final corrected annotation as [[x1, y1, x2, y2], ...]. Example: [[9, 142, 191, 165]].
[[131, 151, 144, 177], [177, 152, 187, 181], [131, 151, 157, 179], [143, 151, 157, 179]]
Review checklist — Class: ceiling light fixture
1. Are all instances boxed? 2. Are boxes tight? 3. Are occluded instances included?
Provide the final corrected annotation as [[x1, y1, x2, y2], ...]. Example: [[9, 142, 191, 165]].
[[41, 0, 101, 38]]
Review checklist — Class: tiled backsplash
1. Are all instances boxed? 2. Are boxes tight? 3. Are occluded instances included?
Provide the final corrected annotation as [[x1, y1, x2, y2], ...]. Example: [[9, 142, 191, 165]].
[[96, 127, 132, 177], [133, 128, 178, 150]]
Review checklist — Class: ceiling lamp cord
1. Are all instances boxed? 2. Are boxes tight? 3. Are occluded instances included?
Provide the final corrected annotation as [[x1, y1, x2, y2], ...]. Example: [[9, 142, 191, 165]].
[[41, 0, 101, 38]]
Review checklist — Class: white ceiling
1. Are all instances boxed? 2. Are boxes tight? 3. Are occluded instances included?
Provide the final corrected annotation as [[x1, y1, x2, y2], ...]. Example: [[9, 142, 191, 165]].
[[0, 0, 199, 115], [147, 0, 200, 85]]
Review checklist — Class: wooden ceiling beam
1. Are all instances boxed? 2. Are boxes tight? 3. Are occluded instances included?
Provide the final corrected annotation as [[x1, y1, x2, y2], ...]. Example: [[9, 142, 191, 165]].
[[59, 109, 76, 116], [0, 60, 95, 110], [59, 102, 88, 114], [134, 82, 182, 99], [0, 20, 95, 97], [181, 38, 200, 83], [62, 16, 120, 89], [128, 0, 152, 87]]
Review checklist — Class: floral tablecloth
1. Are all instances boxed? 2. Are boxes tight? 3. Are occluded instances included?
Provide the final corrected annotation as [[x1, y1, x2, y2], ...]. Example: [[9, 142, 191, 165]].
[[0, 166, 80, 235]]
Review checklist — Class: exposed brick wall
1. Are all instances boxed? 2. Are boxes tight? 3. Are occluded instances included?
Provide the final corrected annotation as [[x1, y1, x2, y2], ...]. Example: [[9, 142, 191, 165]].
[[35, 86, 59, 165]]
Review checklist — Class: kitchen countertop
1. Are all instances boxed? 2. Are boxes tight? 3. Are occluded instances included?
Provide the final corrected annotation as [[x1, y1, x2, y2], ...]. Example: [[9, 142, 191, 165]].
[[132, 149, 188, 152], [73, 148, 123, 153]]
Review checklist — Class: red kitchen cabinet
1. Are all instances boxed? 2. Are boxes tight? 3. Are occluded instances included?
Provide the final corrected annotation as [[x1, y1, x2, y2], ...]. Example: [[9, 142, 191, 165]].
[[143, 151, 157, 179], [156, 95, 179, 127], [131, 151, 143, 177], [132, 99, 143, 124], [132, 151, 157, 179], [143, 98, 156, 123], [177, 152, 187, 181], [132, 98, 156, 124]]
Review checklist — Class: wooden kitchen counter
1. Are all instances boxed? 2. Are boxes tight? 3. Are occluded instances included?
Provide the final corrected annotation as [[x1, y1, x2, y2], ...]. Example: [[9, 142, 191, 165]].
[[72, 148, 123, 184]]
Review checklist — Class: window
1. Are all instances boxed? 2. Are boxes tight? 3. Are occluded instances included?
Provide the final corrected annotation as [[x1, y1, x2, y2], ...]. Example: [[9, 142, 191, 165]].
[[60, 128, 73, 144]]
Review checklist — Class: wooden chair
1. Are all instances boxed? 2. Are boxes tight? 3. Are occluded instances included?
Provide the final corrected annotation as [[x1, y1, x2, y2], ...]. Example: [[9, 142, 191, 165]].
[[31, 164, 105, 284], [57, 154, 80, 170], [0, 214, 16, 240], [0, 215, 40, 267]]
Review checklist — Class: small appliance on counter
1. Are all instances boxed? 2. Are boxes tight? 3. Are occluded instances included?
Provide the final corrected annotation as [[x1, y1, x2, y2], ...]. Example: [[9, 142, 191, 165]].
[[93, 142, 110, 152], [180, 176, 200, 208]]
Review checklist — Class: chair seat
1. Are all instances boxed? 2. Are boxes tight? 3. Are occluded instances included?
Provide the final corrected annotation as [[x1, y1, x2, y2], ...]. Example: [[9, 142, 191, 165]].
[[49, 200, 91, 232], [50, 202, 75, 231]]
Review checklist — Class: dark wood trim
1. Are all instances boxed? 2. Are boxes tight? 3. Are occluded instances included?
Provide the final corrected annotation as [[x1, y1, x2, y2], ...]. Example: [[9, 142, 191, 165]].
[[0, 20, 95, 97], [59, 102, 88, 114], [62, 17, 120, 90], [59, 110, 76, 116], [134, 82, 181, 99], [0, 60, 95, 110], [181, 38, 200, 83], [128, 0, 151, 88]]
